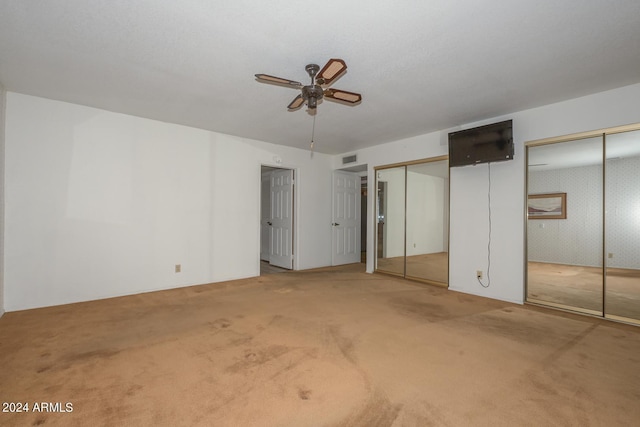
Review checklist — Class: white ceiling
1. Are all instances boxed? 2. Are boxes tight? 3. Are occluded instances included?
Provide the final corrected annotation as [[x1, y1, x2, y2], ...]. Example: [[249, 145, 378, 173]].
[[2, 1, 640, 155]]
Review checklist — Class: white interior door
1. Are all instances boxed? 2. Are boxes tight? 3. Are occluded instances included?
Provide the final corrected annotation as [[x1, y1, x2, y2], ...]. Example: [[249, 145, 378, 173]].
[[269, 169, 294, 269], [332, 170, 361, 265], [260, 170, 271, 261]]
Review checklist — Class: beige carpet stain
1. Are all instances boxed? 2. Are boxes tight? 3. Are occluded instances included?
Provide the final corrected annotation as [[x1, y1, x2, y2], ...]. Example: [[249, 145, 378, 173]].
[[1, 263, 640, 426]]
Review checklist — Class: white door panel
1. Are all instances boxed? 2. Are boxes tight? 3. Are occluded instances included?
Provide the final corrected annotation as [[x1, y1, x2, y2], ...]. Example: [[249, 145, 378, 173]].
[[260, 171, 271, 261], [269, 169, 294, 269], [332, 171, 361, 265]]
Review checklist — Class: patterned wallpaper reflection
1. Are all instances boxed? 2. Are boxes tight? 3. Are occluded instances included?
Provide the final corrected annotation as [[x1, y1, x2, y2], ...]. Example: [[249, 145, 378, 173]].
[[528, 164, 603, 267], [606, 156, 640, 269], [528, 156, 640, 269]]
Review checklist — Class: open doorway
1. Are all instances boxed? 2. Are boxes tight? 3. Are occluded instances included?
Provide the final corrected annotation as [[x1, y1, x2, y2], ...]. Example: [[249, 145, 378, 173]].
[[260, 166, 295, 275]]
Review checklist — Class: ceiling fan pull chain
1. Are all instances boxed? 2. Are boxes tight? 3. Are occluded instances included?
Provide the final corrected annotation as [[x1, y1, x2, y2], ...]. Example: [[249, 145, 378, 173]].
[[310, 113, 317, 151]]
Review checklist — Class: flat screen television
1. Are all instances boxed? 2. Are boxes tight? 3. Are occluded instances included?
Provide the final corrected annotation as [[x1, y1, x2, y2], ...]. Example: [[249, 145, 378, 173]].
[[448, 120, 513, 167]]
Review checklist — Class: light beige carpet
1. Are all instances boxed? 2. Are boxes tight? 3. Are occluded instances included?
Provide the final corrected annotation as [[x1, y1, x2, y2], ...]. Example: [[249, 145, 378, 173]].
[[528, 261, 640, 320], [1, 264, 640, 426]]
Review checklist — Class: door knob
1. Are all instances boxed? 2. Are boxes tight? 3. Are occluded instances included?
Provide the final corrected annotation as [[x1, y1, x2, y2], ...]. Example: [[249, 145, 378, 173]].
[[332, 223, 340, 226], [267, 221, 273, 226]]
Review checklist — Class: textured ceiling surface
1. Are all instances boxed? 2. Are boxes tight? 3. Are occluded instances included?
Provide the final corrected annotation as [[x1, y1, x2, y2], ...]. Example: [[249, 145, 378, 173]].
[[1, 1, 640, 154]]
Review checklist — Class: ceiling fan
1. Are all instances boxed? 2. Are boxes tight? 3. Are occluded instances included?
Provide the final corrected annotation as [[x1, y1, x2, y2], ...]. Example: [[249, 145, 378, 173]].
[[255, 58, 362, 112]]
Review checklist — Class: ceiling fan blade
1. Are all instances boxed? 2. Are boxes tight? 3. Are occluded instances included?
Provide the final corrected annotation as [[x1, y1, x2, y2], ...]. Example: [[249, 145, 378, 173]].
[[317, 58, 347, 86], [255, 74, 302, 88], [324, 88, 362, 104], [287, 94, 305, 111]]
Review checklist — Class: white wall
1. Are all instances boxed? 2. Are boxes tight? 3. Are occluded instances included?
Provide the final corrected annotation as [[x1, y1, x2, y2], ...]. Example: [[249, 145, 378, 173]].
[[341, 82, 640, 304], [5, 93, 334, 311], [6, 83, 640, 311], [0, 84, 5, 317]]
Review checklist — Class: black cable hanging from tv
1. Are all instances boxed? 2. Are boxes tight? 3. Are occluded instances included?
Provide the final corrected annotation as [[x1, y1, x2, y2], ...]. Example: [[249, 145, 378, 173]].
[[477, 162, 491, 288]]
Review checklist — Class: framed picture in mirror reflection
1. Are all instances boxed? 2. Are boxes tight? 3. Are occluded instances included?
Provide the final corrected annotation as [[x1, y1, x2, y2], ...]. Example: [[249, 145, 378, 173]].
[[528, 193, 567, 219]]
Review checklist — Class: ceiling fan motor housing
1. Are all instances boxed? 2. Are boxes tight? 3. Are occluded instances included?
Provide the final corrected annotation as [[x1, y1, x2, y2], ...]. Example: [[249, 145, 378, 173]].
[[301, 85, 324, 109], [302, 64, 323, 109]]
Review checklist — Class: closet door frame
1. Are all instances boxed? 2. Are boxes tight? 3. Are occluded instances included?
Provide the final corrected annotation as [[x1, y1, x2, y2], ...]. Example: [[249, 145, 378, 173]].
[[525, 123, 640, 325], [374, 155, 449, 287]]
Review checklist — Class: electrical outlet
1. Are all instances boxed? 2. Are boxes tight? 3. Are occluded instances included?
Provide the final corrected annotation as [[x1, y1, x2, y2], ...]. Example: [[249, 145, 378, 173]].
[[175, 264, 181, 273], [476, 270, 483, 279], [608, 253, 614, 259]]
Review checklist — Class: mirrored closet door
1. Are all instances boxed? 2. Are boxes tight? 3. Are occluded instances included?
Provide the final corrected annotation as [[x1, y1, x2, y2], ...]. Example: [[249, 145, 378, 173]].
[[604, 129, 640, 322], [375, 166, 406, 277], [526, 125, 640, 324], [375, 157, 449, 286], [527, 136, 604, 315]]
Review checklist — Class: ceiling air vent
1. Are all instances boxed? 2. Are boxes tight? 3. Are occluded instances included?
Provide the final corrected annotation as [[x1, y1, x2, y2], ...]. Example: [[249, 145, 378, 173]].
[[342, 154, 357, 165]]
